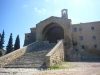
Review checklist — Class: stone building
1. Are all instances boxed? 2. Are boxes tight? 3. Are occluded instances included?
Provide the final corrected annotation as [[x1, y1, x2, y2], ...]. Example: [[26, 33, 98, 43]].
[[72, 22, 100, 51], [24, 9, 100, 51], [0, 9, 100, 68]]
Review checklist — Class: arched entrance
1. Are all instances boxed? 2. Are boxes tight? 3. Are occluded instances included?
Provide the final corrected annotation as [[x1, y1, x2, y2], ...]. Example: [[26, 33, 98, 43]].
[[42, 23, 64, 43]]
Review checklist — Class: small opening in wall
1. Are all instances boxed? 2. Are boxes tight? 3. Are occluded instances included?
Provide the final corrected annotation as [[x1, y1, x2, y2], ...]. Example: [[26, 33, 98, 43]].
[[74, 28, 77, 32], [27, 35, 30, 38], [93, 36, 96, 39], [63, 10, 66, 14], [75, 49, 78, 51], [79, 36, 83, 41], [80, 45, 84, 49], [66, 55, 67, 58], [91, 27, 94, 30], [82, 46, 84, 49], [94, 44, 97, 48], [79, 28, 82, 31]]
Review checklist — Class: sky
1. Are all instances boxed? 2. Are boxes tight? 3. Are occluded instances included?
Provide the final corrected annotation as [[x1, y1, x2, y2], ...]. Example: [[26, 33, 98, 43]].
[[0, 0, 100, 50]]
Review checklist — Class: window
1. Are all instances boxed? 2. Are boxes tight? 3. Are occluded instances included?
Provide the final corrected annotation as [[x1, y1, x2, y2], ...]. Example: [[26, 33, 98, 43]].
[[79, 28, 82, 31], [74, 28, 77, 32], [93, 36, 96, 39], [79, 36, 83, 41], [91, 27, 94, 30], [27, 35, 30, 38], [94, 44, 97, 48], [80, 45, 84, 49]]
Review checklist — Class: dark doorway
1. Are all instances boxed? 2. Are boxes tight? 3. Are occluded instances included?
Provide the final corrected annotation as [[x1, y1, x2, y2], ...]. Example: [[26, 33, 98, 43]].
[[42, 23, 64, 43]]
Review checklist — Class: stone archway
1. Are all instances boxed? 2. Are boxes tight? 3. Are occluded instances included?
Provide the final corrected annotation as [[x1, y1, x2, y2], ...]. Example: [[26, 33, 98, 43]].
[[36, 16, 73, 49], [42, 23, 64, 43]]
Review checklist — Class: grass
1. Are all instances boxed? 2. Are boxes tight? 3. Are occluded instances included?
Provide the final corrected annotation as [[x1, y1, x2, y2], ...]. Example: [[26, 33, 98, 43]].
[[50, 62, 77, 69]]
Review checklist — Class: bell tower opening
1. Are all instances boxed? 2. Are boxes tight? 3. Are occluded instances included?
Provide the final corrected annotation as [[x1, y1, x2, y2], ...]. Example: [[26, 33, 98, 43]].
[[61, 9, 68, 19], [42, 23, 64, 43]]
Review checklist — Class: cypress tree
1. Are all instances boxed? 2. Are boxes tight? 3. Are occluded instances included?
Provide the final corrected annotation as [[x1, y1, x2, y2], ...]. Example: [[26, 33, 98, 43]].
[[6, 33, 13, 54], [0, 33, 1, 48], [14, 35, 20, 50], [0, 33, 1, 42], [0, 30, 5, 49]]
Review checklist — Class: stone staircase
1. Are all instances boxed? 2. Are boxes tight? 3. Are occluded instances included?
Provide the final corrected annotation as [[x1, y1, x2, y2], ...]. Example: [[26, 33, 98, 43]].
[[4, 43, 56, 68]]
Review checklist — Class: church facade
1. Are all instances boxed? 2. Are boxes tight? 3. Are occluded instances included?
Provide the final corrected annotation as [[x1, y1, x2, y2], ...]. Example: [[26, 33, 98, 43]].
[[24, 9, 100, 51]]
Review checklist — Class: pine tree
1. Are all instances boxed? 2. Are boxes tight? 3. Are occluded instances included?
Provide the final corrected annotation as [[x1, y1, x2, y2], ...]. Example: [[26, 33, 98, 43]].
[[14, 35, 20, 50], [0, 30, 5, 49], [6, 33, 13, 54]]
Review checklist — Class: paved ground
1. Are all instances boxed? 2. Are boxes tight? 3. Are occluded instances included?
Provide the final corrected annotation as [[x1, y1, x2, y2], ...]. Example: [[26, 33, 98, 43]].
[[0, 62, 100, 75]]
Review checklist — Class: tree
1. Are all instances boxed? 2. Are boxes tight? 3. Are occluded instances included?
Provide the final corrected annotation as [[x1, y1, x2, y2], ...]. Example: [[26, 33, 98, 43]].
[[0, 30, 5, 49], [6, 33, 13, 54], [0, 33, 1, 42], [0, 33, 1, 48], [14, 35, 20, 50]]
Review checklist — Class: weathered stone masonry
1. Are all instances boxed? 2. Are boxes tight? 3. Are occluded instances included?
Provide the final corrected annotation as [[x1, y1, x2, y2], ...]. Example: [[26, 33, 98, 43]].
[[24, 9, 73, 50], [46, 40, 64, 67], [0, 9, 100, 68], [24, 9, 100, 51]]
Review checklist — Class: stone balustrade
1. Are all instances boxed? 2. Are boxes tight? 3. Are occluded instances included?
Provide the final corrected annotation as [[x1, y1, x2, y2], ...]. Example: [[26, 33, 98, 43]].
[[0, 42, 38, 67], [45, 40, 64, 67]]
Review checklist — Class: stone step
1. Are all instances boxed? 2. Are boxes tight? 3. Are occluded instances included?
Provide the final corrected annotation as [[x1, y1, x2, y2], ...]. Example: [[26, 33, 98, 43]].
[[4, 43, 56, 68], [5, 64, 45, 68], [8, 62, 44, 65]]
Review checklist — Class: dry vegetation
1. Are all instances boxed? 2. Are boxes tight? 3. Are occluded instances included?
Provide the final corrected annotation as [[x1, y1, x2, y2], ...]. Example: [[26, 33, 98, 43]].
[[50, 62, 78, 69]]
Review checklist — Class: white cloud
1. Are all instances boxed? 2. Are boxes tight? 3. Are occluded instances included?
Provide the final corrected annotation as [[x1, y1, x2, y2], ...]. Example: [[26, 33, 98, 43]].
[[23, 4, 28, 7], [34, 7, 46, 13]]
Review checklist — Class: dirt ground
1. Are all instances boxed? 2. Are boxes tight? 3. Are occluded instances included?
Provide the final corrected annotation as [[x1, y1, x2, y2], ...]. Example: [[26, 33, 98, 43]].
[[0, 62, 100, 75]]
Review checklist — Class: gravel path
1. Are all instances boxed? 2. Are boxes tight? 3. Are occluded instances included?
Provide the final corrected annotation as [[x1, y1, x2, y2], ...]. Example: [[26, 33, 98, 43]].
[[0, 62, 100, 75]]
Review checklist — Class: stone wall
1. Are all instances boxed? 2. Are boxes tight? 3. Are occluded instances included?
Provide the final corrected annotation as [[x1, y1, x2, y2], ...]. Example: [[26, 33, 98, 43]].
[[36, 16, 73, 49], [72, 21, 100, 50], [24, 28, 36, 46], [0, 42, 38, 67], [45, 40, 64, 67]]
